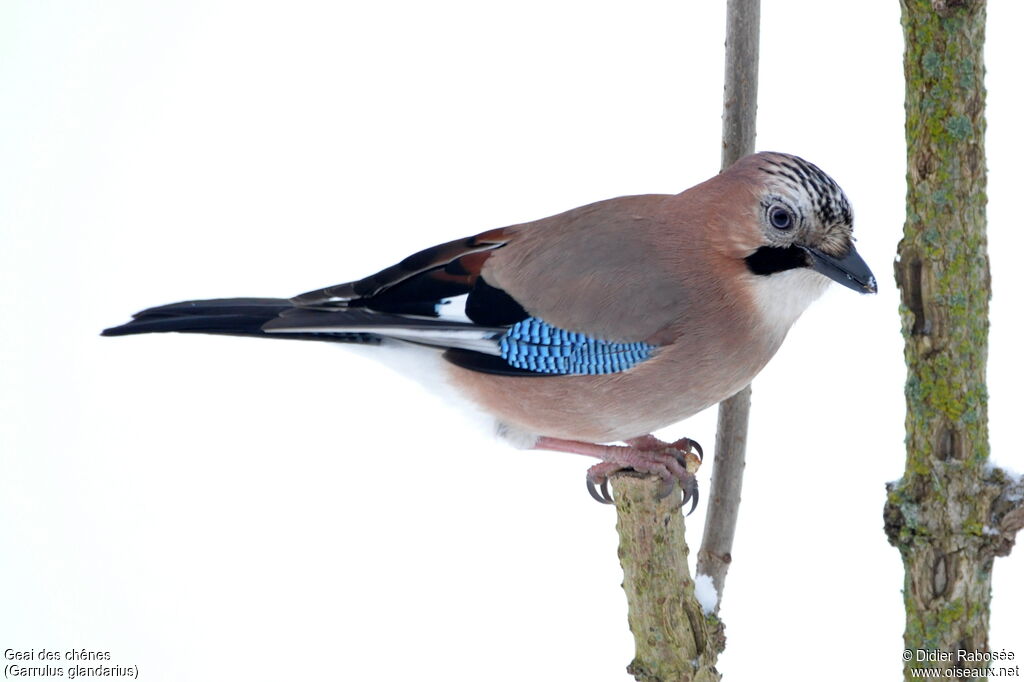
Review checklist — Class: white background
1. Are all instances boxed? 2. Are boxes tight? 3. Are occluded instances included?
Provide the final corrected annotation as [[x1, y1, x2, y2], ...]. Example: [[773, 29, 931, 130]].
[[2, 2, 1022, 680]]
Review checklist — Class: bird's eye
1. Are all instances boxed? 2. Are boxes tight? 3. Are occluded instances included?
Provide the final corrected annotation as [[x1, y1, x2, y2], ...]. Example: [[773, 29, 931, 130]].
[[769, 206, 793, 230]]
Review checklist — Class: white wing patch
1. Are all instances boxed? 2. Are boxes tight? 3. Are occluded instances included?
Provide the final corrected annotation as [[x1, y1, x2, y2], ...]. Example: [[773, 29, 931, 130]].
[[435, 294, 473, 323]]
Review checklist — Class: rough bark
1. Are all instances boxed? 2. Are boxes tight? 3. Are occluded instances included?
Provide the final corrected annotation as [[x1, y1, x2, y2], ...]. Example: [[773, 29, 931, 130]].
[[613, 475, 724, 682], [886, 1, 1024, 679], [697, 0, 760, 609]]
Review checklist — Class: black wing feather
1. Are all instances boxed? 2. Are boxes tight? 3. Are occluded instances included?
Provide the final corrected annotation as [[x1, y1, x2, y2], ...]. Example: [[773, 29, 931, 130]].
[[102, 228, 555, 376]]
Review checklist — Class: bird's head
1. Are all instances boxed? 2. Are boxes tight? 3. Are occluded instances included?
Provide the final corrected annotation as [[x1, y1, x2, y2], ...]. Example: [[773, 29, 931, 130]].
[[735, 152, 877, 295]]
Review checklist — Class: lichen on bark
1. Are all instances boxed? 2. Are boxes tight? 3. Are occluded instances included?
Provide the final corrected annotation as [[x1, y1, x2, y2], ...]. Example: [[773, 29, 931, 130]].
[[887, 1, 1023, 679], [612, 474, 724, 682]]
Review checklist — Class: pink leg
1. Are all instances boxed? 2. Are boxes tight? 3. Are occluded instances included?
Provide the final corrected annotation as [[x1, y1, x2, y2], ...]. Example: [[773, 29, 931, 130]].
[[533, 434, 702, 511]]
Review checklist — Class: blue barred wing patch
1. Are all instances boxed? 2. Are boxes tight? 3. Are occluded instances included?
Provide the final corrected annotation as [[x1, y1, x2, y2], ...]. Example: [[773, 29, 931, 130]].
[[498, 317, 656, 375]]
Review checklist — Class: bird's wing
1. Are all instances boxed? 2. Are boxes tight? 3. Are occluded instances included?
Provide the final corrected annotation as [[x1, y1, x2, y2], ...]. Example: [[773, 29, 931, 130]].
[[265, 202, 677, 377], [478, 194, 693, 345], [289, 227, 511, 309], [265, 226, 530, 363]]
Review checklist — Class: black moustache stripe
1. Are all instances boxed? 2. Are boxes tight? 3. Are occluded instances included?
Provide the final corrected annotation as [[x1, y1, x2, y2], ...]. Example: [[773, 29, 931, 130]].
[[745, 245, 810, 276]]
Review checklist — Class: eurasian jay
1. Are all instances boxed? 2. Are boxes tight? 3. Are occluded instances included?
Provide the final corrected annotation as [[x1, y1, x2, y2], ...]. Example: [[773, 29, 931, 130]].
[[103, 152, 876, 508]]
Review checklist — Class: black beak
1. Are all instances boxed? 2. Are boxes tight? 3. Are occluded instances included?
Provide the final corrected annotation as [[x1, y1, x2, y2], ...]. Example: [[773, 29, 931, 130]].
[[802, 245, 877, 294]]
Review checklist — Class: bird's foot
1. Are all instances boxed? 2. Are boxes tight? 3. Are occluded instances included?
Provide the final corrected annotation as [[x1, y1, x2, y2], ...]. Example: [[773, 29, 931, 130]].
[[588, 436, 702, 511], [533, 435, 702, 513]]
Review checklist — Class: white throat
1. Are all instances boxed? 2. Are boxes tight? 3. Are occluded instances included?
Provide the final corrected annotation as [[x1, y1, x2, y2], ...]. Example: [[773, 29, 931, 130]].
[[749, 268, 831, 341]]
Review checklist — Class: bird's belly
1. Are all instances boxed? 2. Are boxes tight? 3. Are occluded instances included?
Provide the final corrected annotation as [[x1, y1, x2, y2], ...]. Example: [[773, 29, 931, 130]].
[[446, 338, 774, 443]]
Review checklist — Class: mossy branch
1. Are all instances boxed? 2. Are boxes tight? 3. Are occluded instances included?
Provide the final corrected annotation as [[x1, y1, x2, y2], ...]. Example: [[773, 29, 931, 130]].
[[612, 474, 724, 682], [887, 1, 1024, 679]]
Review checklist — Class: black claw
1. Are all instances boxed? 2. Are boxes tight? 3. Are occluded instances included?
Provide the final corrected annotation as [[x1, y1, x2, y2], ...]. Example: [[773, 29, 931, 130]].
[[587, 478, 614, 504], [685, 485, 699, 516], [686, 438, 704, 463], [680, 485, 691, 508]]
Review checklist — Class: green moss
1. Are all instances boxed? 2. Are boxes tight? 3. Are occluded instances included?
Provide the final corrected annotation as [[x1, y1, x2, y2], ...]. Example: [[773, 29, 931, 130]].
[[910, 458, 931, 477], [939, 599, 965, 625]]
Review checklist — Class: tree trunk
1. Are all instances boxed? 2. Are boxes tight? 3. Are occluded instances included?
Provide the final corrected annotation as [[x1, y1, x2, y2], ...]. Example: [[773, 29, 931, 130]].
[[886, 2, 1024, 679]]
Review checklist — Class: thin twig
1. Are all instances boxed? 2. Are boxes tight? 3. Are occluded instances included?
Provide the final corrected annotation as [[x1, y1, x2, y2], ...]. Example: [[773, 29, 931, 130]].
[[696, 0, 761, 610], [697, 385, 750, 605], [718, 0, 760, 170]]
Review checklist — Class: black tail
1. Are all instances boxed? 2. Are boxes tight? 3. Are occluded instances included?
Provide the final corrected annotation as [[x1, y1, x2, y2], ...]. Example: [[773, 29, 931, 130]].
[[101, 298, 380, 344]]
